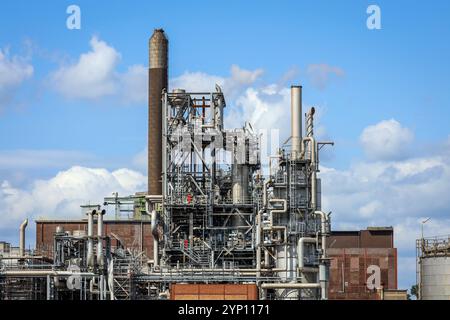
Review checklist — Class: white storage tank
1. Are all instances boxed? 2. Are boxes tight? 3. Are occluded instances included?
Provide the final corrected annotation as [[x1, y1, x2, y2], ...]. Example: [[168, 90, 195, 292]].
[[419, 237, 450, 300], [420, 256, 450, 299]]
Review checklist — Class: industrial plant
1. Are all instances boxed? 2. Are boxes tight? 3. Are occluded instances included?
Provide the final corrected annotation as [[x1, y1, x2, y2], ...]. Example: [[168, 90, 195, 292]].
[[0, 28, 432, 301]]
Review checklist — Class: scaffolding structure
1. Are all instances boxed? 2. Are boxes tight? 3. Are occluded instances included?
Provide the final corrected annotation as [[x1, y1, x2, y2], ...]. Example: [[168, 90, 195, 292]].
[[0, 85, 333, 300]]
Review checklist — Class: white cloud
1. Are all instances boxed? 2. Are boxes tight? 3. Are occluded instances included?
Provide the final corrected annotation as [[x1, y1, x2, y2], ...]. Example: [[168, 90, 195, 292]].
[[51, 37, 120, 99], [0, 166, 146, 230], [119, 64, 147, 104], [360, 119, 414, 161], [170, 71, 224, 93], [226, 85, 291, 137], [170, 64, 264, 101], [50, 36, 147, 104], [306, 63, 344, 90], [320, 127, 450, 289], [0, 48, 33, 111]]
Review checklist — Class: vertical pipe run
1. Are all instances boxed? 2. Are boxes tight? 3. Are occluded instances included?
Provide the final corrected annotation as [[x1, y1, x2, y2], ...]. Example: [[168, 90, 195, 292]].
[[315, 210, 330, 300], [302, 136, 317, 210], [290, 86, 302, 159], [151, 210, 159, 268], [87, 210, 95, 268], [256, 212, 262, 278], [97, 210, 105, 268], [19, 219, 28, 257]]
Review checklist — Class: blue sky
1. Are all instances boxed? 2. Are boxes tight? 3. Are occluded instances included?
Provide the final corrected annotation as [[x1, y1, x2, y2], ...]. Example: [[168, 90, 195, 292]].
[[1, 0, 450, 292]]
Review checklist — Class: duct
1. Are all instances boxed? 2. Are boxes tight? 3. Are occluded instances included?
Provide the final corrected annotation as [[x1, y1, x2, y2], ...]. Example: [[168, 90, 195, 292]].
[[19, 218, 28, 257], [97, 209, 105, 268], [290, 86, 302, 159], [151, 210, 159, 268], [87, 210, 95, 268]]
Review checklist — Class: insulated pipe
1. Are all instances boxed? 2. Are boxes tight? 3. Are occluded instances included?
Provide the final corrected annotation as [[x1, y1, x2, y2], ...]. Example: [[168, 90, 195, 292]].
[[291, 86, 302, 160], [301, 136, 317, 210], [87, 210, 95, 268], [297, 237, 316, 269], [151, 210, 159, 268], [264, 249, 270, 268], [262, 179, 272, 208], [314, 210, 329, 257], [19, 219, 28, 257], [258, 180, 271, 280], [314, 210, 330, 300], [97, 209, 105, 268], [256, 211, 262, 278], [260, 283, 320, 289], [3, 270, 96, 277], [268, 199, 287, 226]]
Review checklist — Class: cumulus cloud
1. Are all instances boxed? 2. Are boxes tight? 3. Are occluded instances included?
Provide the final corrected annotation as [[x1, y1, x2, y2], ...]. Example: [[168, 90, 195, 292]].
[[306, 63, 344, 90], [321, 156, 450, 224], [0, 166, 146, 230], [0, 48, 34, 111], [170, 64, 264, 101], [360, 119, 414, 161], [49, 36, 146, 104], [226, 85, 291, 135], [320, 126, 450, 289], [51, 37, 120, 99]]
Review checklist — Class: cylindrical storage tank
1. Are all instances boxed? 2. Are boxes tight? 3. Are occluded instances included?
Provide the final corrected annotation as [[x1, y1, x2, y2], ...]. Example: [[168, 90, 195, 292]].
[[420, 256, 450, 300]]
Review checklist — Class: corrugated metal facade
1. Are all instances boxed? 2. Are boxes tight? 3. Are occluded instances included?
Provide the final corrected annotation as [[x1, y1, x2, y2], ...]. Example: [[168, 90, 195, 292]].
[[327, 228, 397, 300]]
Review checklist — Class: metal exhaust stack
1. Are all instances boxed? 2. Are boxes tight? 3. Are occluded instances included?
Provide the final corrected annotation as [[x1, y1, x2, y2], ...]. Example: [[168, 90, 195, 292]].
[[148, 28, 168, 195], [290, 85, 302, 159], [19, 218, 28, 257]]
